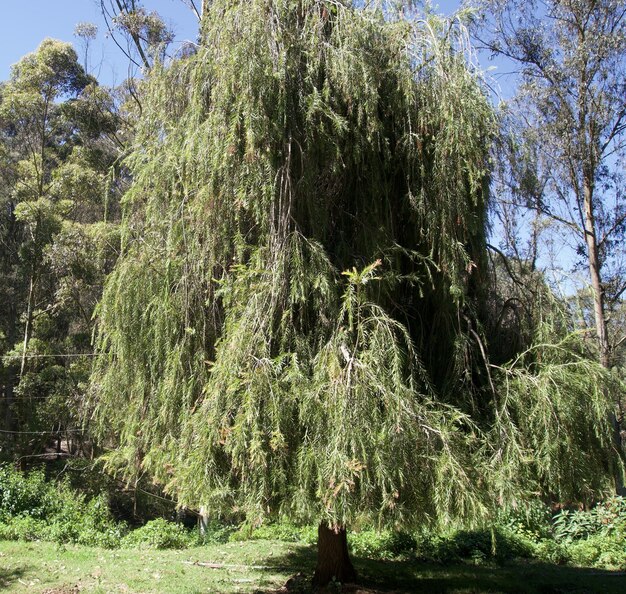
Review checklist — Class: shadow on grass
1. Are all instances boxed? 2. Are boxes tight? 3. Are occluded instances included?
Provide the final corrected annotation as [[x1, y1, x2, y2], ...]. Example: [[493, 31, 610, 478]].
[[355, 558, 626, 594], [253, 544, 626, 594], [0, 565, 27, 589]]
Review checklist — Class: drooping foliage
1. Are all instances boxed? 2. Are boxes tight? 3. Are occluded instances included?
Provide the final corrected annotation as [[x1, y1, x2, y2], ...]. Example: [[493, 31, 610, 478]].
[[490, 327, 622, 502], [90, 0, 620, 529]]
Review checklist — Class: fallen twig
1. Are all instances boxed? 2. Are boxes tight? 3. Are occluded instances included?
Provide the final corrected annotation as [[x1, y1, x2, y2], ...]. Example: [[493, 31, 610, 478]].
[[183, 560, 284, 570]]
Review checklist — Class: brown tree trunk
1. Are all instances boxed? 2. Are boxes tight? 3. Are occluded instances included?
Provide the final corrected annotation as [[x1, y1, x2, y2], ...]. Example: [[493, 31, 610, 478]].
[[583, 180, 610, 368], [583, 177, 626, 494], [312, 523, 357, 587]]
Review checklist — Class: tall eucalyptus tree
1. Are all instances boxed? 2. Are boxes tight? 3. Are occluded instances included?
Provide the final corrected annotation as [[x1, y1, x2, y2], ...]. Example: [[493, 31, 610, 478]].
[[0, 40, 122, 460], [475, 0, 626, 371], [474, 0, 626, 490]]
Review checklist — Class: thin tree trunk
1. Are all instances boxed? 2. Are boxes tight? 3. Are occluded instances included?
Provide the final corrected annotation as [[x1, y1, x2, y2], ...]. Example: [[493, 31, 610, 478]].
[[20, 275, 35, 378], [583, 181, 609, 368], [583, 178, 626, 494], [312, 523, 357, 587], [198, 506, 210, 536]]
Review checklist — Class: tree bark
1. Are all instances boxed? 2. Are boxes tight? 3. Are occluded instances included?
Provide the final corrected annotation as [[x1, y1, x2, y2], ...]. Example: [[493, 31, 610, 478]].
[[312, 523, 357, 587], [583, 177, 626, 494], [20, 275, 35, 378], [198, 506, 210, 536], [583, 180, 610, 368]]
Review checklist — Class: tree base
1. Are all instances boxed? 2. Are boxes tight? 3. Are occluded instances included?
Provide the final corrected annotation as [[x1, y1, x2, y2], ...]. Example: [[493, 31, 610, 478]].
[[312, 523, 357, 587]]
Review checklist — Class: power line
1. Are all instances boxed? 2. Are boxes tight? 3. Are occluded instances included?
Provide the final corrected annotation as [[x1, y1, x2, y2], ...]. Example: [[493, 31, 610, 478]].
[[0, 428, 85, 435], [0, 395, 85, 400], [2, 353, 101, 359]]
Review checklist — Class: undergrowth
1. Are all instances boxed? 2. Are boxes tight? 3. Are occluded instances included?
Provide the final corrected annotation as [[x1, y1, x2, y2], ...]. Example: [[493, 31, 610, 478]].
[[1, 465, 624, 570]]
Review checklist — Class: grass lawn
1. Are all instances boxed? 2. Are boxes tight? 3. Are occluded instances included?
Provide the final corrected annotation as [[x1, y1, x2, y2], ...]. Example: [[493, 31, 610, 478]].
[[1, 538, 625, 593]]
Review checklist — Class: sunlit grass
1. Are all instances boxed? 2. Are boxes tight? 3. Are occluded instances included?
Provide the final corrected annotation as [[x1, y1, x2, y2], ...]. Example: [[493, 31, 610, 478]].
[[2, 538, 625, 593]]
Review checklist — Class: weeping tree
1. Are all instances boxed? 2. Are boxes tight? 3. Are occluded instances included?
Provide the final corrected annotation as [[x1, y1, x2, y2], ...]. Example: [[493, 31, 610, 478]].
[[89, 0, 621, 585]]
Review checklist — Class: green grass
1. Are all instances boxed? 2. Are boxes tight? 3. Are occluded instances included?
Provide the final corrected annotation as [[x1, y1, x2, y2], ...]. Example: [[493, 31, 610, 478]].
[[1, 538, 625, 593]]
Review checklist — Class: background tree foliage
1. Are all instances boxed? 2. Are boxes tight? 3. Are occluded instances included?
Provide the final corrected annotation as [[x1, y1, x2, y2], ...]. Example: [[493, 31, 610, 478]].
[[0, 40, 123, 461], [473, 0, 626, 491], [475, 0, 626, 371]]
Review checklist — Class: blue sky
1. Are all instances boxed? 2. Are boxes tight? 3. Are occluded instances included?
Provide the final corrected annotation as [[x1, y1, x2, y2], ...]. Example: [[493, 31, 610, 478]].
[[0, 0, 200, 85], [1, 1, 466, 86]]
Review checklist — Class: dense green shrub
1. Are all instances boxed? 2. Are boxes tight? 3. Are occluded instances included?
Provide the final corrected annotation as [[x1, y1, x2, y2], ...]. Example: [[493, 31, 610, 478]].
[[234, 521, 316, 545], [53, 458, 179, 525], [0, 464, 125, 547], [494, 497, 626, 569], [197, 520, 238, 545], [553, 509, 599, 541], [414, 528, 534, 565], [532, 539, 571, 564], [498, 500, 553, 541], [121, 518, 198, 549], [0, 465, 58, 520], [568, 534, 626, 570], [349, 529, 417, 560], [0, 516, 47, 541]]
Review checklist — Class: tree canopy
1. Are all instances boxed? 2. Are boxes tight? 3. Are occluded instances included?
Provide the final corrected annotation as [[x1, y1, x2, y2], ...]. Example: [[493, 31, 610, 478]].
[[475, 0, 626, 370], [90, 0, 620, 537]]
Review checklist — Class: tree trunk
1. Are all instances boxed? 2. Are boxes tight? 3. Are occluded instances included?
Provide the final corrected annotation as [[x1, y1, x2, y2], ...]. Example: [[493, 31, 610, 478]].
[[198, 506, 210, 536], [583, 181, 610, 368], [312, 523, 357, 587], [20, 274, 35, 378], [583, 177, 626, 494]]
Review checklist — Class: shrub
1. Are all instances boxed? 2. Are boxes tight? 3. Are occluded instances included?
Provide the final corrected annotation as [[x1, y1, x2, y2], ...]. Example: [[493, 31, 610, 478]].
[[0, 465, 58, 521], [498, 500, 552, 541], [0, 464, 125, 547], [197, 520, 237, 545], [568, 534, 626, 570], [532, 539, 571, 565], [348, 529, 417, 560], [0, 516, 47, 541], [590, 497, 626, 539], [414, 532, 460, 563], [553, 497, 626, 543], [121, 518, 198, 549], [553, 509, 597, 541], [414, 527, 536, 565], [231, 521, 316, 545]]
